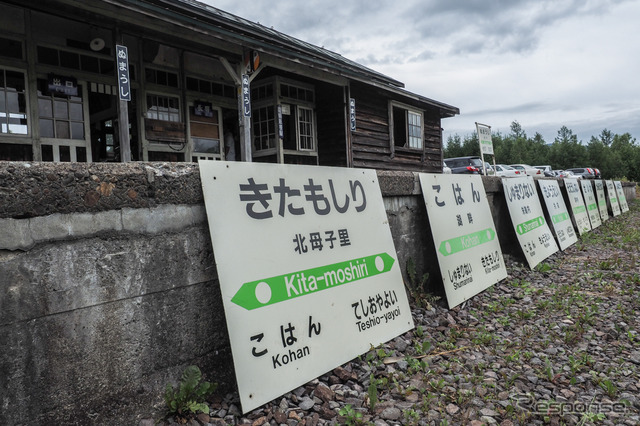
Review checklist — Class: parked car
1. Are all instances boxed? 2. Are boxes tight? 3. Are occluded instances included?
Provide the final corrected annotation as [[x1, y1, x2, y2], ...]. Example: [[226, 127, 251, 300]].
[[564, 170, 581, 179], [509, 164, 542, 176], [443, 156, 483, 174], [534, 165, 552, 173], [493, 164, 521, 177], [593, 168, 602, 178], [443, 164, 452, 174], [552, 170, 568, 178], [566, 167, 595, 179]]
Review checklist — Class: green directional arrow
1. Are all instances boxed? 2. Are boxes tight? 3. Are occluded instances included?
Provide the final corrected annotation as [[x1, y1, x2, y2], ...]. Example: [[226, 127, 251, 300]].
[[573, 205, 586, 214], [231, 252, 395, 311], [587, 203, 598, 211], [551, 212, 569, 224], [516, 216, 545, 235], [438, 228, 496, 257]]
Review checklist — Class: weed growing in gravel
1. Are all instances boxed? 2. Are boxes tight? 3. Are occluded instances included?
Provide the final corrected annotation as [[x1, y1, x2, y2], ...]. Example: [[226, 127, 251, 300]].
[[338, 404, 365, 425]]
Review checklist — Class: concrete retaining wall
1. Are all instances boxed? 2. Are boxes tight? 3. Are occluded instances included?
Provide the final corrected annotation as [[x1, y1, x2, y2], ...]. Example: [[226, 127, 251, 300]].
[[0, 162, 636, 425]]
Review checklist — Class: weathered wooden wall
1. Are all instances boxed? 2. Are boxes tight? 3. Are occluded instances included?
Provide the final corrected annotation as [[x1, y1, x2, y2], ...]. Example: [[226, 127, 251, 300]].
[[349, 81, 444, 173]]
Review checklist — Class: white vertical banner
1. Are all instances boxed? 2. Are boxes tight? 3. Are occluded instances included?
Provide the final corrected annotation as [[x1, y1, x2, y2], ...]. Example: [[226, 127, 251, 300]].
[[199, 162, 414, 413], [580, 180, 602, 229], [538, 179, 577, 251], [564, 178, 591, 235], [594, 180, 610, 222], [502, 176, 559, 269], [605, 180, 621, 217], [419, 174, 507, 308], [614, 181, 630, 213]]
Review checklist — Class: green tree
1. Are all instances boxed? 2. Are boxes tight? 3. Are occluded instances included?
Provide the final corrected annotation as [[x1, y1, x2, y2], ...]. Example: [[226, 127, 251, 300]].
[[549, 126, 587, 169]]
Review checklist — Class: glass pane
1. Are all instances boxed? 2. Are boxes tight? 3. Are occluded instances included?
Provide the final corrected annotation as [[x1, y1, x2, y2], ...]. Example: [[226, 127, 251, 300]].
[[81, 55, 99, 73], [76, 146, 87, 162], [0, 91, 4, 112], [100, 59, 114, 75], [39, 119, 54, 137], [167, 72, 178, 88], [41, 144, 53, 161], [6, 92, 19, 112], [157, 71, 167, 86], [59, 145, 70, 162], [5, 71, 24, 92], [54, 100, 69, 119], [0, 37, 23, 59], [56, 121, 70, 138], [39, 98, 53, 118], [71, 121, 84, 140], [70, 102, 83, 120], [37, 46, 58, 65], [192, 137, 220, 154], [60, 50, 80, 69]]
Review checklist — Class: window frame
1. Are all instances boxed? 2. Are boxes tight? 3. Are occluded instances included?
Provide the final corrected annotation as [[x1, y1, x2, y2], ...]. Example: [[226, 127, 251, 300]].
[[0, 67, 29, 138], [389, 101, 424, 153]]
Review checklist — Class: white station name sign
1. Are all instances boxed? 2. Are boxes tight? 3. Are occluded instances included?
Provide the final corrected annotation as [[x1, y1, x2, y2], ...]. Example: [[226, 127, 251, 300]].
[[606, 180, 621, 217], [580, 180, 601, 229], [614, 181, 630, 213], [564, 178, 591, 235], [502, 176, 559, 269], [538, 179, 577, 251], [419, 174, 506, 308], [199, 162, 414, 413], [594, 180, 610, 222]]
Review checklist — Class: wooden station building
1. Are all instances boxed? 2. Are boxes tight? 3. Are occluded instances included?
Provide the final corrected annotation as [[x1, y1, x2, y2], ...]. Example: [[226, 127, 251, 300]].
[[0, 0, 458, 172]]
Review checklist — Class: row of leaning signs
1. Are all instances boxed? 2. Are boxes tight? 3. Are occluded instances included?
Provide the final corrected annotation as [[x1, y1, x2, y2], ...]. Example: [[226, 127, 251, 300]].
[[197, 161, 631, 413]]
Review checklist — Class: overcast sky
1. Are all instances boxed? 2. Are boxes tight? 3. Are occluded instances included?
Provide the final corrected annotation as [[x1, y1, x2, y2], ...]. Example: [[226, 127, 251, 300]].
[[202, 0, 639, 145]]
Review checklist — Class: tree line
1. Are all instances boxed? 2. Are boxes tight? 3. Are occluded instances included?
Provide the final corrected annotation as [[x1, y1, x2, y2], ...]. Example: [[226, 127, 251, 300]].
[[444, 121, 640, 181]]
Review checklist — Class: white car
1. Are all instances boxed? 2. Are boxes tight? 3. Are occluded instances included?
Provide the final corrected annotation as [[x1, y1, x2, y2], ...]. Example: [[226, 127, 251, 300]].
[[509, 164, 542, 176], [493, 164, 522, 177]]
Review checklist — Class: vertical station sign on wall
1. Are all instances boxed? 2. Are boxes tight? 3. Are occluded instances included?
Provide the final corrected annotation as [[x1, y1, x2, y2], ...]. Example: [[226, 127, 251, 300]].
[[564, 178, 591, 235], [502, 176, 559, 269], [580, 180, 602, 229], [594, 180, 610, 222], [614, 181, 630, 213], [419, 174, 506, 308], [199, 162, 414, 413], [605, 180, 621, 217], [538, 179, 577, 251]]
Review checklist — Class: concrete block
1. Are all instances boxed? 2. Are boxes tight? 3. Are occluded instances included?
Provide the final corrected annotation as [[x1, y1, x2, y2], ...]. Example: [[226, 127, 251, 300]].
[[0, 218, 34, 250]]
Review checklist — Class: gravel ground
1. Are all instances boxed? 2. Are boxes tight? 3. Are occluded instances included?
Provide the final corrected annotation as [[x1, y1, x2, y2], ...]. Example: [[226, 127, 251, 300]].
[[153, 200, 640, 426]]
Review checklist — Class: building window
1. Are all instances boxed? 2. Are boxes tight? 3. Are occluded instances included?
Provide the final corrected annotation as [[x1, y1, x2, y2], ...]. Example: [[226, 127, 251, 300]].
[[146, 94, 180, 122], [0, 69, 28, 135], [253, 106, 276, 151], [297, 106, 314, 151], [145, 68, 179, 88], [36, 46, 115, 76], [0, 36, 23, 60], [37, 79, 84, 140], [391, 103, 423, 150]]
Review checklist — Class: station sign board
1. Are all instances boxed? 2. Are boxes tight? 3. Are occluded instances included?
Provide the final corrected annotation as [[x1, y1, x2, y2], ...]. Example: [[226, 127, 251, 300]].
[[419, 174, 506, 308], [594, 180, 610, 222], [502, 176, 559, 269], [614, 181, 630, 213], [199, 162, 414, 413], [605, 180, 621, 217], [564, 178, 591, 235], [580, 180, 602, 229], [538, 179, 577, 251], [476, 123, 494, 155]]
